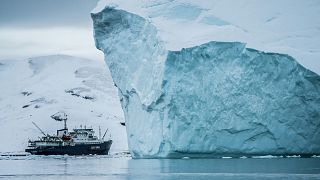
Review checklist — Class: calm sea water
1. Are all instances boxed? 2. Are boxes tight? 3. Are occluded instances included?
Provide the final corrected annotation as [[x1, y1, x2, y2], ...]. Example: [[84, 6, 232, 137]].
[[0, 155, 320, 179]]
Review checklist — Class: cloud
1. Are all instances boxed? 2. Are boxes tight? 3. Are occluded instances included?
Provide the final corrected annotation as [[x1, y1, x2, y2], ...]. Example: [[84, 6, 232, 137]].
[[0, 0, 103, 61]]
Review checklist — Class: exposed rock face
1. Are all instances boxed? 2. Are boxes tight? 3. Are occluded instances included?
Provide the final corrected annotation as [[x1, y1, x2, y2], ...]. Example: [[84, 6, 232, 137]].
[[92, 5, 320, 158]]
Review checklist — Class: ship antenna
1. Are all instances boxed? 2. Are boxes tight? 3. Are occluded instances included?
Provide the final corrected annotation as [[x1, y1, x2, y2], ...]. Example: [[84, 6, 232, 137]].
[[32, 121, 47, 137], [99, 126, 101, 140]]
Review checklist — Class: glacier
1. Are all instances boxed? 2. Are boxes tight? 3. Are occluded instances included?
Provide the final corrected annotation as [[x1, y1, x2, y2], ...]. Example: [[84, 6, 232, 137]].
[[91, 1, 320, 158]]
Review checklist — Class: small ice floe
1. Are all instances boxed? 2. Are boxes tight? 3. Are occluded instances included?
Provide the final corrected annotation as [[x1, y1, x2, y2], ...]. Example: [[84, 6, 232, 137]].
[[182, 156, 190, 159], [221, 156, 232, 159], [239, 156, 247, 159], [111, 151, 131, 158], [312, 155, 320, 158], [286, 155, 301, 158], [251, 155, 281, 159]]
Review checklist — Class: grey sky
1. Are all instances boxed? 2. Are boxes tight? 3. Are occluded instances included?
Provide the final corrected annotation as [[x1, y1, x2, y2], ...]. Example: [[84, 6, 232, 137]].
[[0, 0, 103, 61], [0, 0, 98, 28]]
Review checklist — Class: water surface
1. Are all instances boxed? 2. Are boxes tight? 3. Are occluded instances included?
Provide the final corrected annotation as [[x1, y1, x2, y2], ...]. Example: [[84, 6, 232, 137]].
[[0, 155, 319, 179]]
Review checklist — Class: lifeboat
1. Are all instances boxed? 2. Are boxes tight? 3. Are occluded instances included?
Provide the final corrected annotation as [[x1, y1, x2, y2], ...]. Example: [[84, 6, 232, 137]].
[[62, 134, 72, 141]]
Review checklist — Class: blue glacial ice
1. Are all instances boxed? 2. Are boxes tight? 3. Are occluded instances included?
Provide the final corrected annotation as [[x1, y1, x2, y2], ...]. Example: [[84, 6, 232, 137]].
[[91, 6, 320, 158]]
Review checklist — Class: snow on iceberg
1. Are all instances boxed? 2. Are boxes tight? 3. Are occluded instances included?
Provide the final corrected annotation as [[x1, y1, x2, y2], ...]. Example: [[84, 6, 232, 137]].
[[91, 2, 320, 158]]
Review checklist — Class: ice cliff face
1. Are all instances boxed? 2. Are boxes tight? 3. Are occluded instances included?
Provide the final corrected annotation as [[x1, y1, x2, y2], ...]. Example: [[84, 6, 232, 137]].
[[92, 1, 320, 158]]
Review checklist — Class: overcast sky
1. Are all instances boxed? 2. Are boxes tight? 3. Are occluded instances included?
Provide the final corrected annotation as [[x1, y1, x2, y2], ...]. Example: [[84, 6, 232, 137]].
[[0, 0, 103, 61]]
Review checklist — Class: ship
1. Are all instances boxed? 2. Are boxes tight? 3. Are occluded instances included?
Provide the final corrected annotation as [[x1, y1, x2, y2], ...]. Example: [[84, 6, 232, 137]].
[[25, 117, 112, 155]]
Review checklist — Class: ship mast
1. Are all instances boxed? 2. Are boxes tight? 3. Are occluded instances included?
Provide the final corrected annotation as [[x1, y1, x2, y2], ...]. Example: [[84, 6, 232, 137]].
[[102, 129, 108, 140], [32, 121, 47, 137]]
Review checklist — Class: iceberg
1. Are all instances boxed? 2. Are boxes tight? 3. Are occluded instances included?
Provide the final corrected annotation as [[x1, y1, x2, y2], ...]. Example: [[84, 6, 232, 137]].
[[91, 1, 320, 158]]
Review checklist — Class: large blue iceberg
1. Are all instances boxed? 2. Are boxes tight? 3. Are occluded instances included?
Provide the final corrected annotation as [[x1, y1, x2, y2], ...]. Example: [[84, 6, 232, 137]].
[[91, 5, 320, 158]]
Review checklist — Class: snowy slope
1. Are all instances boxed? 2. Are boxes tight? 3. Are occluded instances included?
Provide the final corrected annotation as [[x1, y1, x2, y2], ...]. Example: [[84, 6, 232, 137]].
[[93, 0, 320, 74], [0, 55, 127, 153]]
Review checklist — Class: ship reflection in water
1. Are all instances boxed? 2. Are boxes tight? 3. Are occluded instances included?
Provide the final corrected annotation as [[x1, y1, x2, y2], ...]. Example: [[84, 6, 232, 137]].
[[0, 156, 319, 179]]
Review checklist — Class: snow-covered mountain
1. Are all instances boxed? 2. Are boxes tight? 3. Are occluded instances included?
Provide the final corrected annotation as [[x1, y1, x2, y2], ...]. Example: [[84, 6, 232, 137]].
[[0, 55, 127, 153]]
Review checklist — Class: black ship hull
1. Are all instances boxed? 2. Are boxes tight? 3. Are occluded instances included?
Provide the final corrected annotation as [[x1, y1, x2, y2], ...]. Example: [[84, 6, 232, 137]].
[[25, 140, 112, 155]]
